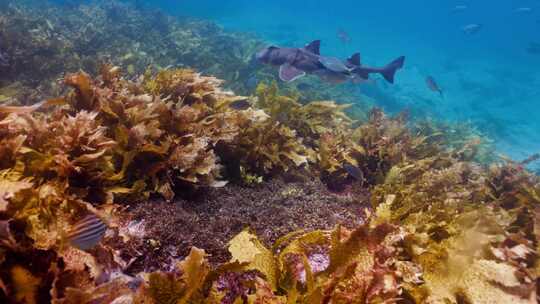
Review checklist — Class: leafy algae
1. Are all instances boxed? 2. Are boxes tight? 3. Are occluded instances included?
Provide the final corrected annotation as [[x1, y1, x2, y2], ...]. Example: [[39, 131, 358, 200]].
[[0, 66, 536, 303], [0, 1, 538, 303]]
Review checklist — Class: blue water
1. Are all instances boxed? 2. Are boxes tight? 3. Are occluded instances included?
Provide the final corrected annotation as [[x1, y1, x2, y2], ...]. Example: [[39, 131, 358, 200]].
[[71, 1, 540, 165], [155, 1, 540, 164]]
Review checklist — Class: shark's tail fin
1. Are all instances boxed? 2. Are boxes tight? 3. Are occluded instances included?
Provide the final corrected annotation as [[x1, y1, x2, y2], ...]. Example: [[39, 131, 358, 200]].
[[380, 56, 405, 83]]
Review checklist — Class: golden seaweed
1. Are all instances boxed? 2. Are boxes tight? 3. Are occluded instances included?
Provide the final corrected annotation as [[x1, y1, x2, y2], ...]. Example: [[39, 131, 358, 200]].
[[0, 64, 537, 304]]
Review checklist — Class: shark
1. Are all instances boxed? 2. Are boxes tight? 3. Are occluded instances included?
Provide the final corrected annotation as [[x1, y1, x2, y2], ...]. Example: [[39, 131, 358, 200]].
[[255, 40, 405, 84]]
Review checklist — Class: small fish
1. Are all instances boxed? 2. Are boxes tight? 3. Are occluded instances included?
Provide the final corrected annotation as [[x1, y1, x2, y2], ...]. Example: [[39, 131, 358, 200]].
[[426, 76, 444, 97], [462, 24, 482, 35], [343, 163, 364, 181], [451, 5, 468, 13], [229, 98, 251, 110], [515, 7, 533, 13], [67, 214, 107, 250], [337, 28, 352, 44]]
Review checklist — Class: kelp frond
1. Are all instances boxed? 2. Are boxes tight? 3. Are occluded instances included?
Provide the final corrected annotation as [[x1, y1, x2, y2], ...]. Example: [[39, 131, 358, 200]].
[[0, 68, 538, 304]]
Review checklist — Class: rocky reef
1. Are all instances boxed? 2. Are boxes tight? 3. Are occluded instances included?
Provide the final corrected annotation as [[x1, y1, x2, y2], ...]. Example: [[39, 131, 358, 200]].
[[0, 0, 372, 113], [0, 0, 262, 102], [0, 1, 537, 304], [0, 65, 537, 303]]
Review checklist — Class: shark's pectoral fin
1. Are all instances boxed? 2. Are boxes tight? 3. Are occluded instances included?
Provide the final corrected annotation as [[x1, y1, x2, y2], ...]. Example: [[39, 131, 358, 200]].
[[279, 64, 306, 82]]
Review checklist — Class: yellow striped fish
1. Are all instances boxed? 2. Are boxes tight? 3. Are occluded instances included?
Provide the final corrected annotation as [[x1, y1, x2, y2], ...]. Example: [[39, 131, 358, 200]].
[[67, 214, 107, 250]]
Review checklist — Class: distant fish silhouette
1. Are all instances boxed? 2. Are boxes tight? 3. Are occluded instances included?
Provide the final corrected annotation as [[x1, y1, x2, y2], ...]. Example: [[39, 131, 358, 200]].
[[451, 5, 468, 13], [462, 24, 482, 35], [67, 214, 107, 250], [426, 76, 444, 97], [515, 7, 533, 13], [520, 153, 540, 166], [337, 28, 352, 44]]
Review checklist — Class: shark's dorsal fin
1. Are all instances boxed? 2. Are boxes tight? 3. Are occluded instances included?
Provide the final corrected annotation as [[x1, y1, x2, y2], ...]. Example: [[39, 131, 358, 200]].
[[304, 40, 321, 55], [348, 53, 361, 66]]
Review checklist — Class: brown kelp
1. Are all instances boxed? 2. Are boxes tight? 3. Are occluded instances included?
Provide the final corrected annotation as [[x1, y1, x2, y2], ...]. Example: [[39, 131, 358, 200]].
[[0, 65, 540, 303], [250, 84, 448, 188], [0, 67, 247, 302], [371, 155, 539, 302], [1, 0, 537, 303], [1, 65, 537, 303]]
